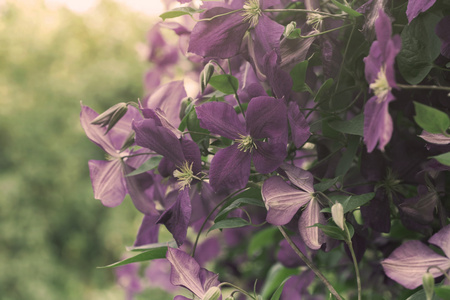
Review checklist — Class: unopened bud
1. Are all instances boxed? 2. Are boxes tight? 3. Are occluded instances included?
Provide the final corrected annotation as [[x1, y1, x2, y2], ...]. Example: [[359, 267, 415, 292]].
[[119, 131, 135, 153], [331, 203, 345, 231], [199, 62, 215, 93], [202, 286, 221, 300], [422, 272, 435, 300], [283, 21, 297, 38], [179, 97, 193, 121], [91, 102, 128, 134]]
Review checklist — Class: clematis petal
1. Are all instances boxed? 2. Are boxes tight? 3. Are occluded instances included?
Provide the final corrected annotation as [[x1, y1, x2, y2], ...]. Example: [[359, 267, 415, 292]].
[[363, 93, 394, 153], [374, 10, 392, 55], [298, 198, 326, 250], [196, 101, 246, 140], [209, 144, 251, 193], [246, 96, 288, 140], [263, 50, 292, 99], [429, 225, 450, 259], [134, 214, 160, 247], [419, 130, 450, 145], [280, 270, 315, 300], [166, 247, 205, 298], [157, 188, 191, 246], [253, 140, 287, 174], [280, 163, 314, 193], [188, 7, 250, 59], [180, 138, 202, 176], [133, 118, 185, 167], [263, 176, 312, 225], [251, 14, 284, 68], [123, 163, 158, 216], [80, 105, 116, 155], [381, 240, 450, 289], [88, 159, 127, 207], [287, 102, 311, 148], [277, 235, 309, 268], [406, 0, 436, 23]]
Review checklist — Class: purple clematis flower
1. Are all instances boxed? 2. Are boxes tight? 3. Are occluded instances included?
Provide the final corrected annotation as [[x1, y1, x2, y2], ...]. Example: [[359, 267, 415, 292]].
[[406, 0, 436, 23], [80, 104, 158, 215], [381, 224, 450, 289], [196, 96, 288, 193], [363, 9, 401, 153], [166, 247, 221, 300], [262, 163, 326, 250]]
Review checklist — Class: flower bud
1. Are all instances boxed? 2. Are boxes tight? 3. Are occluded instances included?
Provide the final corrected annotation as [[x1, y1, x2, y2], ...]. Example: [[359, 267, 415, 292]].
[[331, 202, 345, 231], [202, 286, 221, 300], [283, 21, 297, 38], [422, 272, 435, 300], [119, 131, 135, 153], [199, 62, 215, 93], [91, 102, 128, 134], [179, 97, 193, 121]]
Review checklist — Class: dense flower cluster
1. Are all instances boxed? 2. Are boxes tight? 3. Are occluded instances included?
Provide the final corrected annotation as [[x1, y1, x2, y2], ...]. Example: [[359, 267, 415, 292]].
[[82, 0, 450, 299]]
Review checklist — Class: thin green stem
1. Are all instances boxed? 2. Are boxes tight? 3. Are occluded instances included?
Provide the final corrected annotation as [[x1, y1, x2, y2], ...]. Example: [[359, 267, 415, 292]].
[[300, 23, 353, 39], [263, 8, 347, 19], [191, 188, 249, 257], [345, 223, 361, 300], [277, 226, 343, 300], [334, 23, 355, 94], [397, 83, 450, 93], [427, 266, 450, 281], [218, 282, 256, 299], [198, 9, 243, 22]]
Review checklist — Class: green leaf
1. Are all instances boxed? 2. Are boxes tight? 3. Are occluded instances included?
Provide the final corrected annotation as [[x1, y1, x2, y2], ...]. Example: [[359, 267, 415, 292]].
[[208, 74, 239, 95], [430, 152, 450, 166], [261, 264, 299, 299], [330, 0, 362, 17], [186, 108, 209, 143], [178, 102, 195, 131], [335, 135, 360, 177], [435, 285, 450, 298], [414, 102, 450, 134], [125, 156, 162, 177], [98, 247, 168, 268], [247, 226, 279, 256], [406, 289, 438, 300], [159, 7, 205, 21], [215, 188, 264, 221], [290, 60, 312, 93], [446, 62, 450, 68], [328, 114, 364, 136], [270, 277, 291, 300], [208, 218, 249, 233], [314, 78, 334, 102], [310, 222, 354, 241], [397, 12, 442, 84], [287, 28, 302, 39], [325, 193, 375, 213], [314, 176, 341, 192]]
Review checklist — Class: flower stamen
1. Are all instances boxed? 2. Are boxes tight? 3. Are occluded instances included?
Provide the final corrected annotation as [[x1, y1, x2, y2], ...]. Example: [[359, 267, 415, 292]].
[[370, 65, 390, 102], [242, 0, 261, 28], [236, 134, 257, 152], [173, 161, 199, 189]]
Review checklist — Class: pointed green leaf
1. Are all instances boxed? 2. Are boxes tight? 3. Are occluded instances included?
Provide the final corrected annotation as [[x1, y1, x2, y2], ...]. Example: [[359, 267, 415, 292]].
[[209, 74, 239, 95], [314, 78, 334, 102], [160, 7, 205, 21], [335, 135, 360, 177], [330, 0, 362, 17], [290, 60, 311, 93], [98, 247, 168, 268], [261, 263, 299, 299], [328, 114, 364, 136], [430, 151, 450, 166], [414, 102, 450, 134], [208, 218, 250, 233], [125, 156, 162, 177]]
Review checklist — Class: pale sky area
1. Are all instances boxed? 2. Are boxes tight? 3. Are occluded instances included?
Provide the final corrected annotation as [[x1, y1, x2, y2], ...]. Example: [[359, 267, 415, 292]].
[[44, 0, 166, 16]]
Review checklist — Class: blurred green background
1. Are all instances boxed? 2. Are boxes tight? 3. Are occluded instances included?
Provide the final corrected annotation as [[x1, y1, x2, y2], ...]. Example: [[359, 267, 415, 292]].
[[0, 0, 170, 299]]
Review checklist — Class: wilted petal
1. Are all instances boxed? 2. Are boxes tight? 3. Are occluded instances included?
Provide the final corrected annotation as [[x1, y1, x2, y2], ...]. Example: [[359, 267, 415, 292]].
[[287, 102, 311, 148], [419, 130, 450, 145], [209, 144, 251, 193], [134, 214, 160, 247], [280, 163, 314, 193], [246, 96, 288, 140], [157, 188, 191, 246], [88, 159, 127, 207], [196, 101, 246, 140], [188, 7, 250, 59], [406, 0, 436, 23], [133, 118, 185, 167], [298, 198, 326, 250], [166, 247, 205, 298], [429, 225, 450, 259], [263, 176, 312, 225], [381, 240, 450, 289]]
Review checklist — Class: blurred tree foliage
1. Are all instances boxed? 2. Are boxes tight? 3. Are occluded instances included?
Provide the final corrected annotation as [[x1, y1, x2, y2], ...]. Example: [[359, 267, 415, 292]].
[[0, 1, 161, 299]]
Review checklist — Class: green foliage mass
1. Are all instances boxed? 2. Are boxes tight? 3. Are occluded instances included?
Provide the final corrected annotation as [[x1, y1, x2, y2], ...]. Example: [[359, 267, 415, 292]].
[[0, 1, 166, 299]]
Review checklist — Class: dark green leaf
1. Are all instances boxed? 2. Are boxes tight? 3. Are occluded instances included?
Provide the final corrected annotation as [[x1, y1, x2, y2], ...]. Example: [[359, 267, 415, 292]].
[[328, 114, 364, 136], [270, 277, 290, 300], [325, 193, 375, 213], [287, 28, 302, 39], [160, 7, 205, 21], [397, 12, 442, 84], [414, 102, 450, 134], [208, 74, 239, 95], [330, 0, 362, 17], [314, 176, 341, 192], [435, 285, 450, 298], [186, 108, 209, 143], [261, 264, 299, 299], [178, 102, 195, 131], [215, 198, 264, 221], [98, 247, 168, 268], [314, 78, 334, 102], [335, 135, 360, 177], [247, 226, 279, 256], [406, 289, 438, 300], [208, 218, 249, 233], [125, 156, 162, 177], [310, 223, 346, 240], [430, 152, 450, 166], [290, 60, 311, 93]]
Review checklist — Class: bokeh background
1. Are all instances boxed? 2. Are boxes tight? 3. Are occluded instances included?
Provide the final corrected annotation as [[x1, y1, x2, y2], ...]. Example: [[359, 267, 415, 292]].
[[0, 0, 173, 299]]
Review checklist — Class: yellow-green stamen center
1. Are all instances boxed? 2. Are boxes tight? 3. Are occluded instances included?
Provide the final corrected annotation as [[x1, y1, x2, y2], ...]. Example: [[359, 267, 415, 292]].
[[242, 0, 261, 28], [370, 65, 390, 102], [236, 134, 257, 152], [173, 161, 197, 189]]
